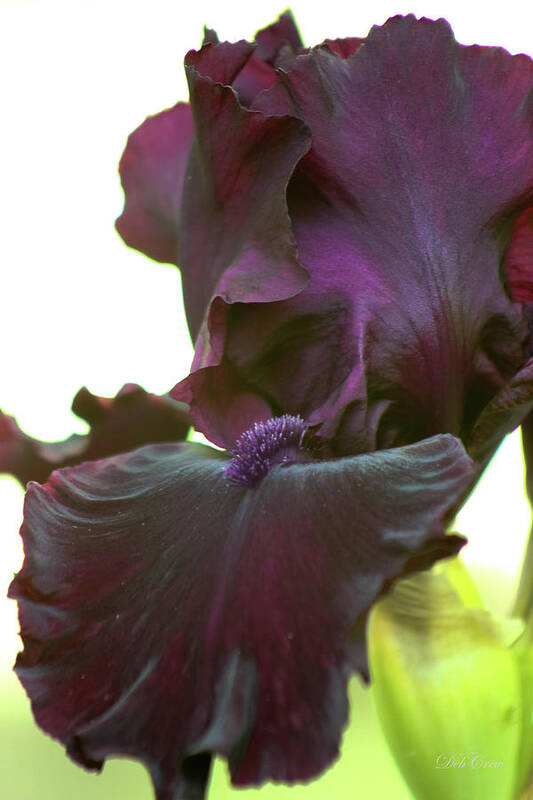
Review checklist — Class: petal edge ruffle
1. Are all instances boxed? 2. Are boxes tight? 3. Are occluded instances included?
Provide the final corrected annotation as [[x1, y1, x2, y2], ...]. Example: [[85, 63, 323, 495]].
[[116, 103, 194, 264], [0, 384, 191, 485], [10, 434, 472, 796]]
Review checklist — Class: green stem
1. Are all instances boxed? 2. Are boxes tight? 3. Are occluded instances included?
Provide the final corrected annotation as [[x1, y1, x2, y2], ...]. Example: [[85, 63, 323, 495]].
[[513, 525, 533, 621]]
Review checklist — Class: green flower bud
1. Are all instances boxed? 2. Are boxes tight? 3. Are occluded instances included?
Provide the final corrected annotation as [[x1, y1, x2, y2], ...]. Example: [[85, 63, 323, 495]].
[[368, 558, 526, 800], [513, 620, 533, 798]]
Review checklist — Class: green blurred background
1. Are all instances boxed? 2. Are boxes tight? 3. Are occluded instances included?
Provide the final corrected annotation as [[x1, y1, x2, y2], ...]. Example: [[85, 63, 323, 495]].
[[2, 0, 533, 797]]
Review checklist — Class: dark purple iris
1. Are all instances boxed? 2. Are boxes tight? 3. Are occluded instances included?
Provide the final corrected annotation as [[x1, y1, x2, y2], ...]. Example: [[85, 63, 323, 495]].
[[6, 10, 533, 800]]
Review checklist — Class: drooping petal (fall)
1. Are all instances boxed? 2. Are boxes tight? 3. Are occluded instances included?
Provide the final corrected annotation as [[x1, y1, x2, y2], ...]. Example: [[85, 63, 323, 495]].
[[10, 433, 472, 797], [0, 384, 190, 486]]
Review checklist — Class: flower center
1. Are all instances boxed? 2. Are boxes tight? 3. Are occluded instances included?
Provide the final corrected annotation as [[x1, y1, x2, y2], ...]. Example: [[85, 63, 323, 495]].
[[225, 415, 308, 488]]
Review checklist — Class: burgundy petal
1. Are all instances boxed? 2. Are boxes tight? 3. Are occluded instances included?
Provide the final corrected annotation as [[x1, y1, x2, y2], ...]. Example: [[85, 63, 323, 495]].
[[176, 44, 310, 341], [320, 37, 364, 58], [232, 11, 304, 105], [466, 357, 533, 469], [184, 39, 255, 87], [199, 13, 304, 108], [185, 16, 533, 456], [116, 14, 306, 267], [0, 411, 57, 486], [202, 27, 219, 46], [231, 51, 278, 106], [254, 10, 303, 62], [505, 208, 533, 303], [174, 359, 272, 450], [115, 103, 194, 264], [0, 384, 191, 486], [10, 433, 472, 796]]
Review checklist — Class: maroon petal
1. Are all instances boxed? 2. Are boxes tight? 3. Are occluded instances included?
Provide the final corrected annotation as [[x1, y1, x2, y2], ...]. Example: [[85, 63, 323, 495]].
[[115, 16, 310, 336], [116, 103, 194, 264], [186, 15, 533, 456], [505, 208, 533, 303], [0, 384, 191, 486], [177, 44, 311, 341], [254, 10, 303, 62], [232, 11, 304, 105], [10, 433, 472, 796], [0, 411, 57, 486], [113, 39, 260, 266], [184, 39, 255, 87], [174, 360, 272, 450], [466, 357, 533, 469], [320, 37, 364, 58], [202, 27, 219, 46], [230, 51, 278, 105]]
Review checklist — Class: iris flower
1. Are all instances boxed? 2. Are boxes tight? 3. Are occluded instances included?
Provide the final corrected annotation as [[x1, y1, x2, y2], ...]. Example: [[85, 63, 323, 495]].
[[6, 11, 533, 800]]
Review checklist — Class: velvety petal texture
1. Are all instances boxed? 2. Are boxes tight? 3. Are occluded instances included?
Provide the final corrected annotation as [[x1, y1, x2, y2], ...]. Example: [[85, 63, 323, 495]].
[[0, 384, 191, 486], [178, 41, 310, 340], [10, 434, 472, 797], [505, 209, 533, 303], [116, 103, 194, 264], [176, 357, 273, 450], [467, 358, 533, 469], [115, 12, 305, 272], [319, 37, 364, 58], [232, 11, 304, 105], [174, 15, 533, 457], [253, 10, 303, 60]]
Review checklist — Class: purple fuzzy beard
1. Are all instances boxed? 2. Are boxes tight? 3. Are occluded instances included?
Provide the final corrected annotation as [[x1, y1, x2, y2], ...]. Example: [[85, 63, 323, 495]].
[[225, 415, 308, 488]]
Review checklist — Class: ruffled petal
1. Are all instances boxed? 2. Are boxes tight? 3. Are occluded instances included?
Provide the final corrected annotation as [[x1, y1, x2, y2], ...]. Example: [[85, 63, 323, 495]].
[[177, 43, 311, 341], [184, 39, 255, 86], [253, 10, 303, 62], [0, 384, 191, 485], [232, 11, 304, 105], [466, 357, 533, 469], [320, 37, 364, 58], [0, 411, 56, 486], [174, 359, 272, 449], [230, 51, 277, 105], [10, 434, 472, 796], [115, 103, 194, 264], [186, 16, 533, 455], [116, 15, 310, 338]]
